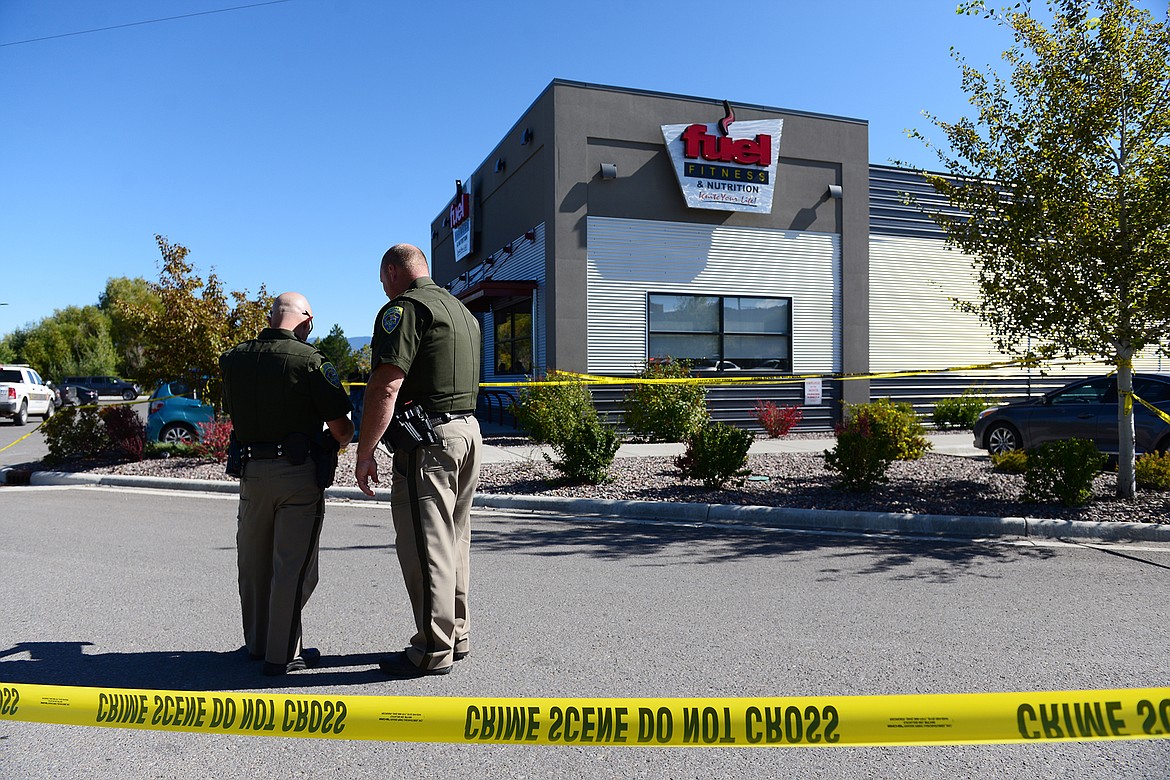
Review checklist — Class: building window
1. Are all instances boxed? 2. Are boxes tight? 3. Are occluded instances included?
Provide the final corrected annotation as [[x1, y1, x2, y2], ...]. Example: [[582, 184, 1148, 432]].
[[494, 299, 533, 375], [647, 293, 791, 371]]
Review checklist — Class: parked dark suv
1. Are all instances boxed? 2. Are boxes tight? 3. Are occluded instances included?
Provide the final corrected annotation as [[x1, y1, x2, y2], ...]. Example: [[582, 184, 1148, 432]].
[[61, 375, 139, 400]]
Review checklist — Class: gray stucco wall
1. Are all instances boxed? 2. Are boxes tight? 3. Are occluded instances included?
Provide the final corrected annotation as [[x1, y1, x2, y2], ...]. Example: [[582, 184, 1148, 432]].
[[432, 80, 869, 403]]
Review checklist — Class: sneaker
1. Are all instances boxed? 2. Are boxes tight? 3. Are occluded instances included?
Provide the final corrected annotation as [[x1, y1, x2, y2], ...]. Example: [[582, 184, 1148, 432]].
[[262, 647, 321, 676]]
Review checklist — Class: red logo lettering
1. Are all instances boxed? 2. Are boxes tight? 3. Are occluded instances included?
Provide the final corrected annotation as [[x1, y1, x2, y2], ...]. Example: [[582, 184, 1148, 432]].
[[680, 124, 771, 167], [449, 193, 470, 228]]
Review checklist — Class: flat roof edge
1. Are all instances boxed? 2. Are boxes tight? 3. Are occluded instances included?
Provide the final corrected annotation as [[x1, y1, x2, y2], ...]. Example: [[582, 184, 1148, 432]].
[[549, 78, 868, 126]]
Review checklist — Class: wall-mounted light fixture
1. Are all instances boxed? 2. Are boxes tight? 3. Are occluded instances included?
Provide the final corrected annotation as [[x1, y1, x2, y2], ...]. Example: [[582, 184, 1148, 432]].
[[459, 272, 468, 281], [484, 256, 496, 267], [521, 128, 534, 145], [494, 158, 506, 173], [826, 184, 843, 199], [600, 163, 618, 180], [525, 229, 536, 242], [442, 217, 450, 227], [503, 243, 513, 255]]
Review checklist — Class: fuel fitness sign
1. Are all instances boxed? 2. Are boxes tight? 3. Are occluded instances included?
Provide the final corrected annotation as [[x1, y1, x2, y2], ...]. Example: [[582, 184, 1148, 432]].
[[661, 101, 783, 214]]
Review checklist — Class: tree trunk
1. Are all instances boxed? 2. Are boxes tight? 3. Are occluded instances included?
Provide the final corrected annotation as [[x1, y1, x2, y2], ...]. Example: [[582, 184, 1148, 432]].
[[1117, 360, 1136, 499]]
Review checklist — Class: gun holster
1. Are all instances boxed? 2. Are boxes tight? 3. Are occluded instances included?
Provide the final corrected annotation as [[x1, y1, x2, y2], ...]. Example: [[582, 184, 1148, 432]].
[[383, 404, 441, 454], [225, 432, 243, 478], [310, 430, 340, 490]]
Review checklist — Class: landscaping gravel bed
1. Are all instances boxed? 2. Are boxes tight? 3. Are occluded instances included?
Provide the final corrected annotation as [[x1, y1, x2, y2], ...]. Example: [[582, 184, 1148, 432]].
[[41, 434, 1170, 525]]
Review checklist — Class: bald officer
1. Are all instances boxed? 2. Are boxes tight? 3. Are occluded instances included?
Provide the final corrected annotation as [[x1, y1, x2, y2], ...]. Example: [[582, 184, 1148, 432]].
[[355, 244, 482, 678], [220, 292, 353, 676]]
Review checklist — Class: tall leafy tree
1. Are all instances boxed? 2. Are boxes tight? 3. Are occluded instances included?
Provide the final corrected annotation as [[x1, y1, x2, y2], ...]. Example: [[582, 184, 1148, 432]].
[[913, 0, 1170, 498], [99, 276, 162, 378], [16, 306, 118, 380], [118, 235, 271, 408], [313, 324, 356, 375]]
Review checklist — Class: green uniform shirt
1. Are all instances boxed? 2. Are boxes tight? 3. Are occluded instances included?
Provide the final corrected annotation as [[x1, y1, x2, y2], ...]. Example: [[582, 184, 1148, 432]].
[[371, 277, 481, 414], [219, 328, 352, 444]]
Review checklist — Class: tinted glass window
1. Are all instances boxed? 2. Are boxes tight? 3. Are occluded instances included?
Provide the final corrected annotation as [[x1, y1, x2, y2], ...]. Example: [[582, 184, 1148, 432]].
[[1134, 377, 1170, 404], [1051, 377, 1113, 405], [0, 370, 22, 382], [648, 293, 792, 370]]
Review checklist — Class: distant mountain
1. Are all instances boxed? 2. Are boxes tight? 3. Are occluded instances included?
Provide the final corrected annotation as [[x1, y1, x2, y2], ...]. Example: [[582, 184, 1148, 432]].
[[348, 336, 372, 351]]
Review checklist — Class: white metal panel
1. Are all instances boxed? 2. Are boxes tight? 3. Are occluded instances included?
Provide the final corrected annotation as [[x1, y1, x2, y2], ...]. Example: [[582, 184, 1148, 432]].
[[869, 234, 1006, 373], [586, 217, 840, 375], [870, 234, 1169, 375]]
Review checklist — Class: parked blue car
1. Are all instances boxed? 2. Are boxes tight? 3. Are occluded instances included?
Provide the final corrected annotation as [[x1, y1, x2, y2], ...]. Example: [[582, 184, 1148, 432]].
[[146, 381, 215, 444]]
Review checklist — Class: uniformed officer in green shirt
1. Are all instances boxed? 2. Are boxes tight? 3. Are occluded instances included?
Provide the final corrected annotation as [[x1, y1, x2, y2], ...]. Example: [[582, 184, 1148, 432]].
[[220, 292, 354, 676], [355, 244, 483, 678]]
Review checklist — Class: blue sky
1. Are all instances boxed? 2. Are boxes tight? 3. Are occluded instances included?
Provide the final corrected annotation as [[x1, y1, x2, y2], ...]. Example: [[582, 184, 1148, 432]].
[[0, 0, 1019, 341]]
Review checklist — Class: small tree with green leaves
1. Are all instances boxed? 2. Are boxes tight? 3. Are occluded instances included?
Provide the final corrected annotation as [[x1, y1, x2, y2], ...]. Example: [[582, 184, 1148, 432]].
[[912, 0, 1170, 497], [118, 235, 271, 407]]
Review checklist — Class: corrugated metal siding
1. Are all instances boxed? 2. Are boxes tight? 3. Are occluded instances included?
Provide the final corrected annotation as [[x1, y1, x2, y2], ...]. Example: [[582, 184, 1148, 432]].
[[871, 233, 1169, 375], [870, 164, 963, 240], [590, 381, 841, 433], [475, 223, 547, 381], [586, 216, 840, 375], [870, 233, 1008, 373], [870, 164, 1170, 373]]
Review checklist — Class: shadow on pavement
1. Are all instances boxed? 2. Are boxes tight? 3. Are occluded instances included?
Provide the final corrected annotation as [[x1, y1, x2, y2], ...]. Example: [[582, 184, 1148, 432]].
[[472, 516, 1059, 584], [0, 641, 399, 690]]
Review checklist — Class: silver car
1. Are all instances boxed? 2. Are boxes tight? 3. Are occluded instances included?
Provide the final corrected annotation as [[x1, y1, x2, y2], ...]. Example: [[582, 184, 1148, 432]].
[[973, 373, 1170, 455]]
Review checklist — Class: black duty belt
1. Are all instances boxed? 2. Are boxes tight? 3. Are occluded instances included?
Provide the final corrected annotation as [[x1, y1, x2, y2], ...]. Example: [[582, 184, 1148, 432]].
[[428, 411, 474, 425], [243, 441, 285, 460]]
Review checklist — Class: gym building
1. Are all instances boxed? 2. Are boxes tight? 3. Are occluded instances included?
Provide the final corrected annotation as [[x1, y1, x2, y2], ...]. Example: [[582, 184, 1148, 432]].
[[429, 80, 1162, 431]]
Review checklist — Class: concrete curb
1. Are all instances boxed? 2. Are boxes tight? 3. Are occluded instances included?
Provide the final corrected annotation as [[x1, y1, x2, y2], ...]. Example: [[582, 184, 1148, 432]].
[[6, 467, 1168, 543]]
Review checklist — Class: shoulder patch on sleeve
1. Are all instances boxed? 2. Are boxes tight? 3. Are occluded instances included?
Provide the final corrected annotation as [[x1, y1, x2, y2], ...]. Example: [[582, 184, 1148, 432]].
[[321, 361, 342, 388], [381, 305, 405, 334]]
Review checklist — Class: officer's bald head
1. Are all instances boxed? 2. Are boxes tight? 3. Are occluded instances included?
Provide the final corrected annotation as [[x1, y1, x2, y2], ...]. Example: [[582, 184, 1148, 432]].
[[380, 244, 429, 298], [269, 292, 314, 340], [381, 244, 428, 275]]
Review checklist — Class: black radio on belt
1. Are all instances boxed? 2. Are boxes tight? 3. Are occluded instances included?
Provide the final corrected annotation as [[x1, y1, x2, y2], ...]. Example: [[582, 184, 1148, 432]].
[[384, 403, 441, 453]]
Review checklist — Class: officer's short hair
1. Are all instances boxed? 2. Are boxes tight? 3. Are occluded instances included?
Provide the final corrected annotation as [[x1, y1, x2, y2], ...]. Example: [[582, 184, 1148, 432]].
[[382, 244, 428, 275]]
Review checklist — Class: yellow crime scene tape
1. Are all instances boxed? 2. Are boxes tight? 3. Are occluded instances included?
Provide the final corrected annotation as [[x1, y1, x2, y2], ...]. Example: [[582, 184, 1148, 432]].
[[476, 358, 1101, 388], [0, 395, 158, 456], [1, 682, 1169, 746]]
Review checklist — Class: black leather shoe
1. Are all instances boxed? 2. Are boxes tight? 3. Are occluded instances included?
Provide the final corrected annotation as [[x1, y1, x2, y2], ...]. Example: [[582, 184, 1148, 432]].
[[263, 647, 321, 676], [378, 651, 452, 678]]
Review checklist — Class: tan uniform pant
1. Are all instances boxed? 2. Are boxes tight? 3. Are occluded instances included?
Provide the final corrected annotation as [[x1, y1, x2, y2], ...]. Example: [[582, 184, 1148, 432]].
[[236, 458, 324, 665], [390, 415, 482, 671]]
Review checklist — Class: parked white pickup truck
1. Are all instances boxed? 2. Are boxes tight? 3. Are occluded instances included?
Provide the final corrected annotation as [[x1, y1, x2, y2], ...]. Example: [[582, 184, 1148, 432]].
[[0, 364, 56, 426]]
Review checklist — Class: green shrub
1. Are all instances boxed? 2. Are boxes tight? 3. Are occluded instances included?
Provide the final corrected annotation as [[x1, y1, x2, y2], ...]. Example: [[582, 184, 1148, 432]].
[[675, 421, 753, 488], [41, 405, 110, 465], [847, 398, 931, 460], [514, 370, 597, 445], [1022, 438, 1106, 507], [145, 441, 200, 459], [824, 406, 900, 491], [1135, 451, 1170, 491], [547, 414, 621, 484], [622, 358, 709, 442], [100, 404, 145, 462], [932, 388, 1000, 430], [990, 449, 1028, 474]]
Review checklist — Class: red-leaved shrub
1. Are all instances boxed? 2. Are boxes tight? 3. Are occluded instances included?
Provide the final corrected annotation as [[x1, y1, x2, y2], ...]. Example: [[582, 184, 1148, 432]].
[[99, 404, 146, 462], [753, 400, 803, 438], [196, 417, 233, 462]]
